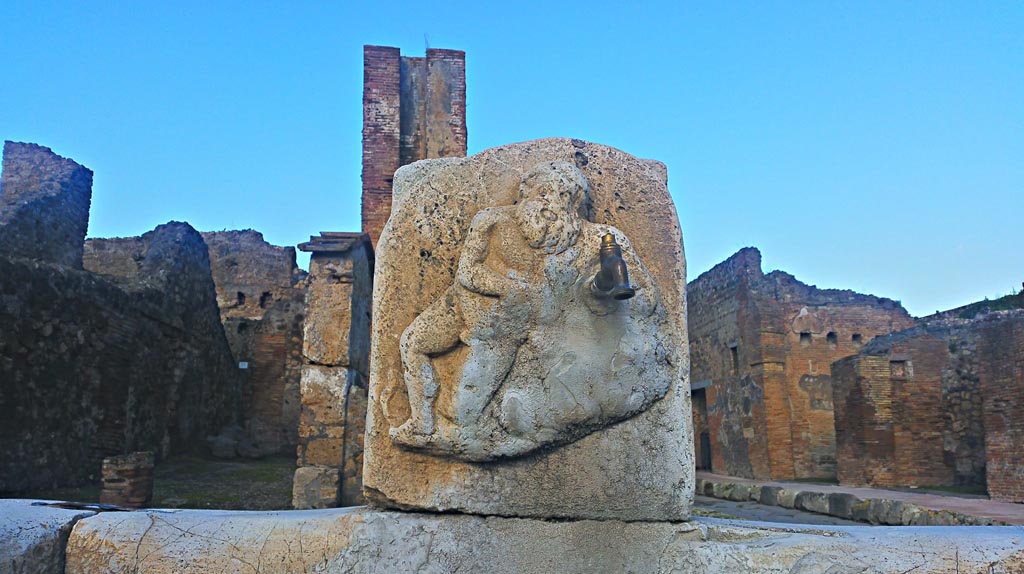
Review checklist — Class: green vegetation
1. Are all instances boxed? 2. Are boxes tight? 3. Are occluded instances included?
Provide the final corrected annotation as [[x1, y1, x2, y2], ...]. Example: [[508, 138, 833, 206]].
[[956, 292, 1023, 319]]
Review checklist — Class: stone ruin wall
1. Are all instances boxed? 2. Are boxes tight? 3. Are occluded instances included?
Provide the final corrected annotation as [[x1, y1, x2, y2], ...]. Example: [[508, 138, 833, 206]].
[[201, 230, 308, 456], [833, 310, 1024, 498], [977, 312, 1024, 502], [361, 45, 467, 248], [0, 142, 93, 269], [687, 247, 915, 480], [1, 213, 239, 494], [292, 233, 373, 509], [831, 323, 986, 488]]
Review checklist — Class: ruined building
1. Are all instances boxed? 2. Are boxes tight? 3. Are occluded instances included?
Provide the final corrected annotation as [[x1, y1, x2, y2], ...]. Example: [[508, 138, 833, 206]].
[[201, 230, 308, 457], [361, 45, 467, 246], [687, 247, 915, 480], [832, 302, 1024, 502], [0, 142, 239, 492]]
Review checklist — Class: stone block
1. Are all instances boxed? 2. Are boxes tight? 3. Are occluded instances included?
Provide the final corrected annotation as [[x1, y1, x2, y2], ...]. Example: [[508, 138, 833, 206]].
[[61, 506, 1024, 574], [291, 466, 340, 509], [303, 280, 354, 365], [850, 499, 872, 523], [303, 438, 343, 466], [300, 365, 347, 426], [794, 491, 829, 515], [776, 489, 799, 509], [0, 499, 94, 574], [364, 139, 692, 521], [748, 484, 762, 502], [827, 492, 859, 519], [758, 486, 782, 506]]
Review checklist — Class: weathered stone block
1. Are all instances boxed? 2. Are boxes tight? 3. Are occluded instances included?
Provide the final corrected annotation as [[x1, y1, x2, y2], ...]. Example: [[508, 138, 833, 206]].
[[0, 499, 94, 574], [291, 466, 340, 509], [776, 488, 799, 509], [303, 278, 354, 365], [61, 506, 1024, 574], [827, 492, 859, 519], [758, 486, 782, 506], [300, 365, 347, 426], [304, 438, 343, 466], [364, 139, 692, 520], [794, 491, 829, 515]]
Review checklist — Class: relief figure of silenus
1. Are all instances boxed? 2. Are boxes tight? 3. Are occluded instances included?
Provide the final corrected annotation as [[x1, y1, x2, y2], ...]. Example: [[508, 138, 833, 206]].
[[390, 161, 673, 461]]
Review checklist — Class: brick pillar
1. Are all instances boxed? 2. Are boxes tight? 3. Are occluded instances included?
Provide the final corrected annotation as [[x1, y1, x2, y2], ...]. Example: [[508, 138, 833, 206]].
[[424, 49, 467, 159], [99, 452, 154, 509], [361, 46, 401, 248]]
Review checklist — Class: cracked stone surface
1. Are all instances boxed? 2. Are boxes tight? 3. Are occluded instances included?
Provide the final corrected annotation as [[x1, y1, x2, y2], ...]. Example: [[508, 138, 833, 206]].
[[0, 499, 95, 574], [365, 138, 693, 521], [62, 506, 1024, 573]]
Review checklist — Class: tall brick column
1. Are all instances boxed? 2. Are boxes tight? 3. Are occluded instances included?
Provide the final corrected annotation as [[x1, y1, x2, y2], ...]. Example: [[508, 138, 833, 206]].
[[361, 46, 467, 248], [361, 46, 402, 249]]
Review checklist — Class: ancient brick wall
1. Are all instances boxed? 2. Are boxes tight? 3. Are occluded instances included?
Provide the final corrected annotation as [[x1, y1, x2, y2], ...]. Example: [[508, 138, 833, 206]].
[[1, 222, 239, 492], [293, 233, 373, 508], [832, 355, 896, 485], [200, 230, 307, 456], [0, 141, 93, 268], [752, 278, 916, 479], [978, 312, 1024, 502], [361, 46, 467, 247], [832, 320, 991, 488], [688, 248, 770, 478], [688, 247, 914, 480]]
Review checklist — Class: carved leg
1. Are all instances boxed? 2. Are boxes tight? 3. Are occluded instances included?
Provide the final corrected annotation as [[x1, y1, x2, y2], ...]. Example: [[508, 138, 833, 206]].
[[391, 291, 462, 446], [454, 338, 520, 430]]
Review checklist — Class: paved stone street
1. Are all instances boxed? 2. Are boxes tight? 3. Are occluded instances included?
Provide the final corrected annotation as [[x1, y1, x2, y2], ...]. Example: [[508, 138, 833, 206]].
[[694, 495, 862, 525]]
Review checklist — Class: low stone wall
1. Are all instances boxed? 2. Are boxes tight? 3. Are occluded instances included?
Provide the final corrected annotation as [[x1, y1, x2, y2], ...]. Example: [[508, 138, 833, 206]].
[[4, 499, 1024, 573], [54, 505, 1024, 573], [695, 477, 1004, 526]]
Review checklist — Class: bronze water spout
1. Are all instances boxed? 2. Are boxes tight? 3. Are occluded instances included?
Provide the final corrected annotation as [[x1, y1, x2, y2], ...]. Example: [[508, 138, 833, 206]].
[[592, 233, 636, 300]]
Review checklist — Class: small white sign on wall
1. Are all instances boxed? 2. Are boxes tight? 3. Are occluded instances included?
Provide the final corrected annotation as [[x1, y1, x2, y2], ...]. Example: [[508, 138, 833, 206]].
[[239, 362, 249, 369]]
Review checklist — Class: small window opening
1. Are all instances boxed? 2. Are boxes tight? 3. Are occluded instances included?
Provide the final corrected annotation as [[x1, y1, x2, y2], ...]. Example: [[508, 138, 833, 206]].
[[827, 332, 838, 349], [852, 333, 863, 346], [890, 360, 908, 379], [800, 332, 812, 347], [236, 291, 246, 306], [729, 345, 739, 375], [259, 291, 273, 309]]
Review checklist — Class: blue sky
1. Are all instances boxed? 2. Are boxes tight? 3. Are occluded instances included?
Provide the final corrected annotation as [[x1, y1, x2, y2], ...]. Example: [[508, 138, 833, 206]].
[[2, 2, 1021, 316]]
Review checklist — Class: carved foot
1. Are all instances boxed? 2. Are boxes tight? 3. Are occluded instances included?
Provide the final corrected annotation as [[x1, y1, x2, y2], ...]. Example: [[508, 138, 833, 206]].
[[389, 419, 434, 447]]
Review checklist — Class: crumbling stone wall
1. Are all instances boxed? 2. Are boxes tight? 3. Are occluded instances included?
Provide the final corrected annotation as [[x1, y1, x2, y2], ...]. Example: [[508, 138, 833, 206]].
[[978, 311, 1024, 502], [0, 141, 92, 268], [832, 315, 1007, 489], [293, 233, 373, 509], [362, 45, 467, 247], [688, 247, 914, 480], [200, 230, 307, 456], [1, 221, 239, 492]]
